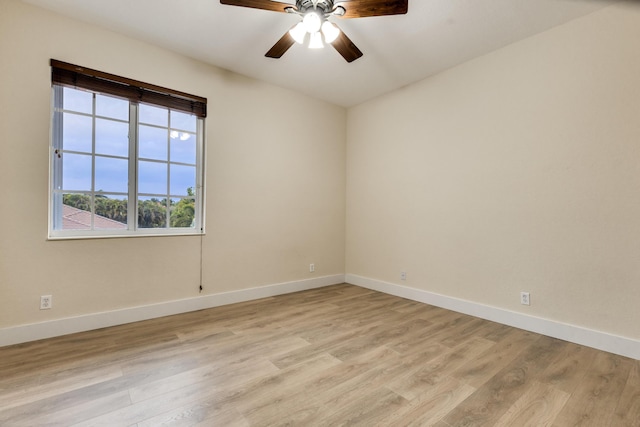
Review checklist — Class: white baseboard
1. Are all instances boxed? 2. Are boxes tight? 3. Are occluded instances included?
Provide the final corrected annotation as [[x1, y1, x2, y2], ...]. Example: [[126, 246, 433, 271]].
[[0, 274, 345, 347], [346, 274, 640, 360], [4, 273, 638, 360]]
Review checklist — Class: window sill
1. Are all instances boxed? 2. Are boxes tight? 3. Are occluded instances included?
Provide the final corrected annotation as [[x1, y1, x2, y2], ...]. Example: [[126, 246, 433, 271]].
[[47, 230, 205, 241]]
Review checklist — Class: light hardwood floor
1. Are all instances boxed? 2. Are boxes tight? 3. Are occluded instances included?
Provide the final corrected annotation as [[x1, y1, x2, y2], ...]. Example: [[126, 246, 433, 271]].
[[1, 284, 638, 426]]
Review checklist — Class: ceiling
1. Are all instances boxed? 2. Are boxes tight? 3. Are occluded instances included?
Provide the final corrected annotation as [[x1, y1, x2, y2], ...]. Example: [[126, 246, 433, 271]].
[[23, 0, 616, 107]]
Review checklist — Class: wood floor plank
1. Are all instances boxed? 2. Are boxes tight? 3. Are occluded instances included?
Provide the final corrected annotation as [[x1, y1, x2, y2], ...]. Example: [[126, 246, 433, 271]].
[[132, 353, 341, 427], [1, 284, 636, 426], [552, 352, 634, 427], [388, 312, 476, 355], [378, 376, 476, 427], [243, 346, 404, 426], [441, 335, 568, 427], [39, 390, 132, 427], [138, 401, 249, 427], [538, 341, 599, 394], [452, 328, 537, 388], [0, 364, 123, 411], [493, 381, 570, 427], [438, 318, 495, 348], [612, 360, 640, 426], [388, 337, 495, 400], [127, 357, 279, 404], [314, 386, 408, 427]]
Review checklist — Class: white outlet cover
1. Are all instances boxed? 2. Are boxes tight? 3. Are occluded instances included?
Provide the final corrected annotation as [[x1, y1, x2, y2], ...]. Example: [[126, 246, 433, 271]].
[[40, 295, 52, 310]]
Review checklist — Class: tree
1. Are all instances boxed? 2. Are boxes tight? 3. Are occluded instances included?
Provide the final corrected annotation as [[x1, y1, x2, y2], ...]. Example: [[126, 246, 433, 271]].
[[170, 187, 195, 228], [64, 188, 194, 228], [63, 194, 91, 211], [170, 199, 195, 228], [138, 199, 166, 228]]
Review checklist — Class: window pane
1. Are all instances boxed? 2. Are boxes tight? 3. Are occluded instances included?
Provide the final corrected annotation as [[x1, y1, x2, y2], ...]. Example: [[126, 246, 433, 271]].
[[62, 153, 92, 191], [61, 193, 92, 230], [138, 197, 167, 228], [94, 195, 128, 230], [95, 156, 128, 193], [96, 118, 129, 157], [96, 94, 128, 121], [170, 133, 196, 164], [139, 125, 168, 161], [170, 165, 195, 196], [139, 104, 168, 127], [170, 197, 195, 228], [63, 113, 92, 153], [63, 87, 92, 114], [139, 161, 167, 195], [170, 110, 196, 132]]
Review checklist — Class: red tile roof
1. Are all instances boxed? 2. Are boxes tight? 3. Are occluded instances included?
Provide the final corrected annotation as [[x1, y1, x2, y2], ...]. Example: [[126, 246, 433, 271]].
[[63, 205, 127, 230]]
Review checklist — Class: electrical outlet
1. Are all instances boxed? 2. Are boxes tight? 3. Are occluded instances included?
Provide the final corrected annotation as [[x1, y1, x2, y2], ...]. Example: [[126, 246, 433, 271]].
[[520, 292, 530, 306], [400, 271, 407, 281], [309, 263, 315, 273], [40, 295, 52, 310]]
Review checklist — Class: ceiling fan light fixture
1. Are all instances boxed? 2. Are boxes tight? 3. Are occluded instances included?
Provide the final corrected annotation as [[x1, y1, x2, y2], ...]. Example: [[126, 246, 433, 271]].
[[289, 22, 307, 44], [220, 0, 408, 62], [302, 12, 322, 33], [308, 31, 324, 49], [321, 21, 340, 43]]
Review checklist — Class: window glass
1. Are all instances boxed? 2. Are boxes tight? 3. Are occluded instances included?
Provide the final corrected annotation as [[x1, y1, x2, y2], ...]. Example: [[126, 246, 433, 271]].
[[95, 157, 129, 193], [139, 104, 168, 127], [138, 197, 167, 229], [62, 153, 92, 191], [62, 113, 92, 153], [171, 197, 195, 228], [170, 165, 196, 196], [63, 87, 92, 114], [96, 94, 129, 121], [170, 110, 197, 132], [61, 193, 91, 230], [139, 125, 168, 161], [170, 133, 196, 164], [95, 118, 129, 157], [138, 161, 168, 195], [92, 195, 128, 229]]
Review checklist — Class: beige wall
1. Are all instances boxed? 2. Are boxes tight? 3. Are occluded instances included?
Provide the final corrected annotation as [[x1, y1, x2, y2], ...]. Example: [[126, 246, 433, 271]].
[[346, 3, 640, 340], [0, 0, 346, 328]]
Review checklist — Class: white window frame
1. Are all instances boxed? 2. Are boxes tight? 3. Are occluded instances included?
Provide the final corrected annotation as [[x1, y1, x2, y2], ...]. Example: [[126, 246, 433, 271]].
[[48, 81, 206, 240]]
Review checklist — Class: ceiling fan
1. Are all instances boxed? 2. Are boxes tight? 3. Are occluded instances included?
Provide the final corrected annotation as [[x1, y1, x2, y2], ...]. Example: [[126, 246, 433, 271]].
[[220, 0, 409, 63]]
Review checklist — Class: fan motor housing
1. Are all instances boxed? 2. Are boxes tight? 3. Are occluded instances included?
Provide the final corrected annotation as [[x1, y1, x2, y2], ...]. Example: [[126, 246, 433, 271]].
[[296, 0, 334, 14]]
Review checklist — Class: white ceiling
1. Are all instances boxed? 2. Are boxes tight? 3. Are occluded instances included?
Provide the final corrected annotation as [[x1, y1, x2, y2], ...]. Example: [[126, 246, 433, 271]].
[[23, 0, 616, 107]]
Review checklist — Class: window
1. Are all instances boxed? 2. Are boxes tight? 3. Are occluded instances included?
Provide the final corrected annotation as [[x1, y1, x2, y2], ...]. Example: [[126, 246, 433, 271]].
[[49, 60, 206, 238]]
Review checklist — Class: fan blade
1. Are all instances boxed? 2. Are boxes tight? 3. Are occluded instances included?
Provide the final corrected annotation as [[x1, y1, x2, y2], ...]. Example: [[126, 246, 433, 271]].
[[220, 0, 293, 13], [265, 29, 296, 58], [336, 0, 408, 18], [331, 31, 363, 63]]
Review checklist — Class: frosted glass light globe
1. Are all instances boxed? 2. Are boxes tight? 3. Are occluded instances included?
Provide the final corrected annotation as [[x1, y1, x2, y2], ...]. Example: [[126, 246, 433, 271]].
[[302, 12, 322, 33]]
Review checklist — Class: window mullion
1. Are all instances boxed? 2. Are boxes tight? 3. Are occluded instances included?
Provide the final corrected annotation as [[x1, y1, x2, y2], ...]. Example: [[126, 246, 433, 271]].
[[91, 93, 97, 231], [129, 103, 138, 231], [166, 109, 171, 228], [196, 117, 204, 233]]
